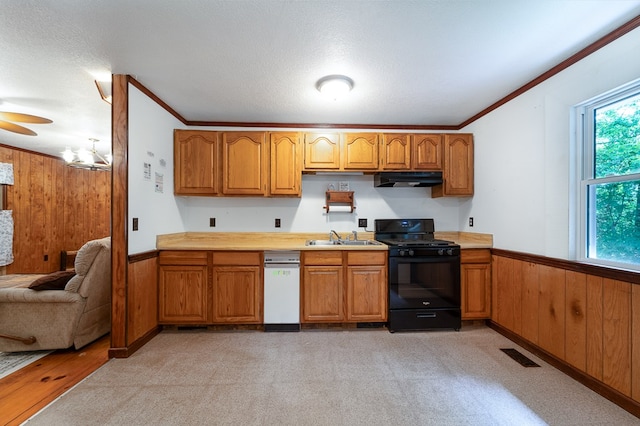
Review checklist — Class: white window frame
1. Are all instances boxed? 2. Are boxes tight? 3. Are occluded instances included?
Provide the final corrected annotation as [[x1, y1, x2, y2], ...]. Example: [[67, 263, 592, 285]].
[[574, 79, 640, 272]]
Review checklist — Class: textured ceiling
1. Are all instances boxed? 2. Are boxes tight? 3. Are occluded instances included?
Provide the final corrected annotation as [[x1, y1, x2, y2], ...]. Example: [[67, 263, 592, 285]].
[[1, 0, 640, 158]]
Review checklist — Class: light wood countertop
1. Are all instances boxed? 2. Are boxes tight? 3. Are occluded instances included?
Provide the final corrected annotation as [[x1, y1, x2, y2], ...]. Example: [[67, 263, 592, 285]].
[[156, 231, 493, 251]]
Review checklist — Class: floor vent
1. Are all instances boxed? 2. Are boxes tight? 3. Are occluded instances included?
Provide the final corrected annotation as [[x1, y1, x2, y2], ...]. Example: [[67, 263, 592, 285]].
[[500, 348, 540, 367]]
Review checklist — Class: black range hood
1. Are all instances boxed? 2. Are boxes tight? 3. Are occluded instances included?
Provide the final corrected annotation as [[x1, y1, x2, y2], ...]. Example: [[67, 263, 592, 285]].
[[374, 171, 443, 187]]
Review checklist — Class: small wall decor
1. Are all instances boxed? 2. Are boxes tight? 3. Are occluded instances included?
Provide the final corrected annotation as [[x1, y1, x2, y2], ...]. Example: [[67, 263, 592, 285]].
[[0, 163, 14, 185]]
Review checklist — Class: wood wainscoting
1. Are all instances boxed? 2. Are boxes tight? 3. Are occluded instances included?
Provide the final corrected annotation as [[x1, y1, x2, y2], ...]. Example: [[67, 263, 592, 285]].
[[490, 249, 640, 417], [108, 250, 160, 358]]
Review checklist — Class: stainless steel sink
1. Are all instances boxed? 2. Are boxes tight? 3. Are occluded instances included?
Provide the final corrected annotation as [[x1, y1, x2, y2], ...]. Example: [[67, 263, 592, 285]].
[[305, 239, 383, 246], [305, 240, 341, 246], [339, 240, 383, 246]]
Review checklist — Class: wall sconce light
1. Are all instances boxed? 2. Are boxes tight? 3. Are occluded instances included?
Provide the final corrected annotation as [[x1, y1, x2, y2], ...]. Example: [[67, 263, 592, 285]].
[[316, 75, 354, 100], [95, 80, 112, 105]]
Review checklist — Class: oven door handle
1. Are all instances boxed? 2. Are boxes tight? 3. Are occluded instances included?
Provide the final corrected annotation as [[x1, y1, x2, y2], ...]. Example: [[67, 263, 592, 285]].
[[416, 313, 437, 318]]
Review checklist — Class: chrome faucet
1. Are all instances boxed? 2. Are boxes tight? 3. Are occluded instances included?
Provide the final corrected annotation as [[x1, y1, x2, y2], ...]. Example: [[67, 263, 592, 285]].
[[350, 230, 358, 241], [329, 230, 342, 242]]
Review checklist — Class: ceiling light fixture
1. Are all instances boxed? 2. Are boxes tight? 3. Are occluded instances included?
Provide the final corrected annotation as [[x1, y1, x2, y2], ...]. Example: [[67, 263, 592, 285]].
[[316, 75, 354, 100], [95, 80, 112, 105], [62, 138, 112, 171]]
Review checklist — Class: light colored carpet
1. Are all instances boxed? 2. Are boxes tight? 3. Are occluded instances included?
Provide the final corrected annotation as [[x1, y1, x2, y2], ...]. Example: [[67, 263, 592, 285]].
[[26, 325, 638, 425], [0, 350, 51, 380]]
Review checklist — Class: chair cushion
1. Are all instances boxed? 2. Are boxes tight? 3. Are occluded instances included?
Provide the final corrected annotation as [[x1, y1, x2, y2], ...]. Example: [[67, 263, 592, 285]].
[[28, 270, 76, 291]]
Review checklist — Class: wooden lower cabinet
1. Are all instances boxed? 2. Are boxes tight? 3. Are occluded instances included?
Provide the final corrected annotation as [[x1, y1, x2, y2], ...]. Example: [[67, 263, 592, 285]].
[[158, 250, 262, 325], [301, 250, 387, 323], [158, 251, 209, 324], [346, 252, 387, 322], [212, 251, 262, 324], [460, 249, 491, 320], [302, 251, 344, 322]]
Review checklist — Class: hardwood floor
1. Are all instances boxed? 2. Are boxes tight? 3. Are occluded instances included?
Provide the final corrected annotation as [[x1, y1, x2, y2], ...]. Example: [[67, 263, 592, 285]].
[[0, 335, 110, 426]]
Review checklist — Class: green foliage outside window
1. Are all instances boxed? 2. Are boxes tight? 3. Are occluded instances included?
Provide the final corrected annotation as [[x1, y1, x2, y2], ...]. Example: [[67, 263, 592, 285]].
[[592, 96, 640, 265]]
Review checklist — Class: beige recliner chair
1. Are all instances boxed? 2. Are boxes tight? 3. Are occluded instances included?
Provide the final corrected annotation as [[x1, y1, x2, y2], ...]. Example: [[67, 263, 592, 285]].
[[0, 237, 111, 352]]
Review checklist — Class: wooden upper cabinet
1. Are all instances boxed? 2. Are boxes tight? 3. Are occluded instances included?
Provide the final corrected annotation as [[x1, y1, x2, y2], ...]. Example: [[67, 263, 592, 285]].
[[380, 133, 411, 170], [412, 133, 443, 170], [174, 130, 218, 195], [303, 133, 341, 170], [343, 133, 379, 170], [432, 133, 474, 197], [269, 132, 301, 197], [222, 132, 267, 195]]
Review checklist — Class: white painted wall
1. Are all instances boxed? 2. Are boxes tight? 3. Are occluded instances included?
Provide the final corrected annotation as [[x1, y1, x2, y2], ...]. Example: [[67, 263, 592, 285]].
[[181, 174, 461, 233], [461, 27, 640, 259], [128, 86, 188, 254]]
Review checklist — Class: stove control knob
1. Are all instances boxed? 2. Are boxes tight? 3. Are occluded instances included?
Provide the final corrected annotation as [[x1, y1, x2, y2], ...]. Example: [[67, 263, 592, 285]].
[[408, 249, 414, 256], [438, 249, 444, 255], [446, 248, 454, 256], [399, 250, 406, 256]]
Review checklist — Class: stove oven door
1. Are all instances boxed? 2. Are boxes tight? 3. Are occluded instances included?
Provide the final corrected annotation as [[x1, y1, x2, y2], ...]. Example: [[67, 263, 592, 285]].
[[388, 255, 460, 310]]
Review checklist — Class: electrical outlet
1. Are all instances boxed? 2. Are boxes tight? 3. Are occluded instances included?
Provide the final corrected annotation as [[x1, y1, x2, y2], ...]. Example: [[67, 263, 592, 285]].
[[358, 218, 368, 228], [133, 218, 139, 231], [44, 254, 48, 261], [275, 218, 281, 228], [469, 217, 474, 227], [209, 217, 216, 227]]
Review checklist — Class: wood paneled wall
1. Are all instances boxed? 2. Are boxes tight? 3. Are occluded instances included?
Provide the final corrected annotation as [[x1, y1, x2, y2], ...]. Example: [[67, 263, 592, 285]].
[[491, 250, 640, 414], [0, 145, 111, 273]]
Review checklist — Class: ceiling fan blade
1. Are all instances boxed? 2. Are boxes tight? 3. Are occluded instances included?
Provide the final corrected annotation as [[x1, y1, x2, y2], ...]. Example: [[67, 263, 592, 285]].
[[0, 120, 37, 136], [0, 112, 52, 124]]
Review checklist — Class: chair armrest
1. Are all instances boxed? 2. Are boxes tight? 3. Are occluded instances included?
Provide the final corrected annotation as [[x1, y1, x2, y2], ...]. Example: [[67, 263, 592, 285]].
[[0, 288, 83, 303]]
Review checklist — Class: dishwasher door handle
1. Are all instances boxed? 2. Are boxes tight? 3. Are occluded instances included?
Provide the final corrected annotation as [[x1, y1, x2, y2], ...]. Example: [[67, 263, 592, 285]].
[[264, 263, 300, 268]]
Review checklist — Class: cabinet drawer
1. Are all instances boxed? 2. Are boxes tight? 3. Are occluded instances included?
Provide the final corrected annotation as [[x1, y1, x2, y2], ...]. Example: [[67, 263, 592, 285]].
[[212, 251, 261, 266], [159, 251, 208, 265], [303, 251, 343, 266], [461, 249, 491, 264], [347, 251, 387, 266]]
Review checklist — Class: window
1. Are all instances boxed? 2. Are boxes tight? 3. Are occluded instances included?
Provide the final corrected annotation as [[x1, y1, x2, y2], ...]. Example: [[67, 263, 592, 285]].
[[577, 83, 640, 271]]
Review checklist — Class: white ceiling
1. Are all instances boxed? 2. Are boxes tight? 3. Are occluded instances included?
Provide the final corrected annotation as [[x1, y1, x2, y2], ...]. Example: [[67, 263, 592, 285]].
[[1, 0, 640, 158]]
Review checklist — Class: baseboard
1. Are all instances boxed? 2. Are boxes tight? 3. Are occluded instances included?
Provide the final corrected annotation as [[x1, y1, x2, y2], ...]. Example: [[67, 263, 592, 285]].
[[108, 327, 160, 359], [487, 320, 640, 419]]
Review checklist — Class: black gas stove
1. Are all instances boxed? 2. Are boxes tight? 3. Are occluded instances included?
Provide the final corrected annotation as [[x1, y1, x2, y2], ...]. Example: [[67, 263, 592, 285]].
[[375, 219, 460, 257], [374, 219, 461, 332]]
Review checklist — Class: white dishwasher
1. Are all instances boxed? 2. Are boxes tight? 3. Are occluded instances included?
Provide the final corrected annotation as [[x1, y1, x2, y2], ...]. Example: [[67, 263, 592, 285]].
[[263, 251, 300, 331]]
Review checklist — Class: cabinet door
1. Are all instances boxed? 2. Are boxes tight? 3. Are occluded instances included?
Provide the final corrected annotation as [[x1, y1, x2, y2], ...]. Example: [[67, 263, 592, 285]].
[[380, 133, 411, 170], [303, 133, 340, 170], [347, 265, 387, 321], [343, 133, 379, 170], [222, 132, 267, 195], [269, 132, 301, 196], [461, 263, 491, 319], [174, 130, 218, 195], [302, 266, 344, 322], [432, 134, 474, 197], [460, 249, 491, 320], [212, 266, 262, 323], [159, 265, 208, 323], [412, 134, 442, 170]]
